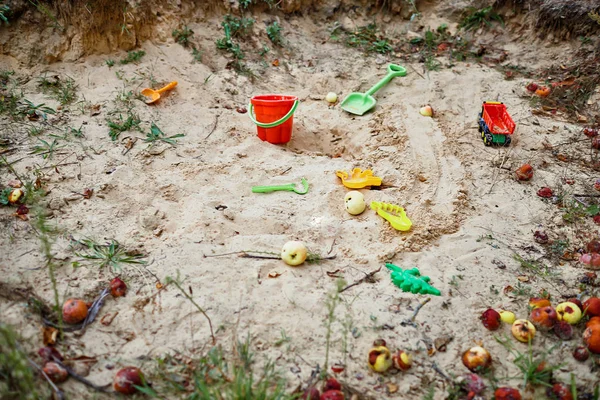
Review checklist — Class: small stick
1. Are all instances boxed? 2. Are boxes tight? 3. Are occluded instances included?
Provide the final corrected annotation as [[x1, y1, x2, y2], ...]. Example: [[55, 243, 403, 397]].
[[409, 64, 426, 80], [52, 358, 110, 392], [27, 356, 65, 399], [340, 267, 382, 293], [401, 297, 431, 326], [240, 253, 280, 260], [168, 278, 216, 345], [431, 362, 452, 382], [573, 194, 600, 198], [279, 166, 292, 175], [204, 113, 220, 140]]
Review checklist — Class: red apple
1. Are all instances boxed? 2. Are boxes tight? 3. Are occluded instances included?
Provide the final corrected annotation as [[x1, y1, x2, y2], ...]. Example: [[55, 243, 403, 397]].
[[533, 231, 549, 244], [547, 383, 573, 400], [324, 378, 341, 392], [114, 367, 144, 395], [302, 387, 320, 400], [515, 164, 533, 181], [537, 187, 553, 198], [554, 321, 573, 340], [573, 346, 590, 362], [583, 297, 600, 317], [320, 390, 344, 400], [110, 277, 127, 297], [62, 298, 88, 324], [584, 127, 599, 138], [526, 82, 538, 92], [530, 306, 558, 330], [583, 324, 600, 354], [480, 309, 501, 331], [38, 346, 63, 362], [566, 298, 584, 311], [43, 361, 68, 383], [464, 373, 485, 395], [495, 387, 522, 400]]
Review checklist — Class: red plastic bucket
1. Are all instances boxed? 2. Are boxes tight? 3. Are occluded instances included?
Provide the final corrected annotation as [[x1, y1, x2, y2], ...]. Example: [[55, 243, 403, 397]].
[[249, 95, 298, 144]]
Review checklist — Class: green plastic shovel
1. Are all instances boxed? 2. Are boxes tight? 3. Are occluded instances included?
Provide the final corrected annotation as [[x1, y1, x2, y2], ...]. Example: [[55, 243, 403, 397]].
[[340, 64, 407, 115]]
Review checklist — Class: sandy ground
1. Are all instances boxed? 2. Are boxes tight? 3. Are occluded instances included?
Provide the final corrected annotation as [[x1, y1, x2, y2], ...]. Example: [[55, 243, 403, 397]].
[[1, 7, 599, 399]]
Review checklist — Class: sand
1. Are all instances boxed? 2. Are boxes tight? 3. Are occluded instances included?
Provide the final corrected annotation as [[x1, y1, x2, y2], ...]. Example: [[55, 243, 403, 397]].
[[1, 4, 599, 399]]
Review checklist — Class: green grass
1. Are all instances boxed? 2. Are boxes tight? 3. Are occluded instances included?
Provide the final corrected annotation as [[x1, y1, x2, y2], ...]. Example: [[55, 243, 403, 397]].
[[38, 75, 78, 105], [0, 324, 45, 400], [0, 4, 9, 24], [20, 100, 55, 120], [216, 16, 253, 74], [106, 59, 115, 67], [222, 15, 254, 38], [72, 238, 147, 274], [31, 138, 64, 160], [106, 113, 141, 141], [459, 6, 503, 31], [192, 48, 203, 63], [266, 21, 283, 46], [173, 26, 194, 47], [138, 338, 296, 399], [144, 123, 185, 146], [120, 50, 146, 65]]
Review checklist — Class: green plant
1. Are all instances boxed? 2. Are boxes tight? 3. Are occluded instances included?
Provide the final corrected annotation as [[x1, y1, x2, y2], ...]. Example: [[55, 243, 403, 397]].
[[0, 324, 44, 399], [0, 4, 9, 24], [73, 238, 146, 273], [274, 329, 291, 347], [120, 50, 146, 65], [191, 47, 203, 63], [370, 39, 392, 54], [28, 125, 45, 136], [222, 15, 254, 38], [0, 187, 12, 205], [106, 59, 115, 67], [28, 0, 62, 29], [165, 272, 215, 344], [459, 6, 503, 31], [20, 100, 55, 120], [425, 54, 441, 71], [449, 274, 463, 287], [31, 138, 63, 160], [144, 123, 185, 146], [495, 335, 562, 388], [266, 21, 283, 46], [322, 279, 345, 377], [513, 282, 533, 297], [172, 26, 194, 47], [107, 113, 141, 141]]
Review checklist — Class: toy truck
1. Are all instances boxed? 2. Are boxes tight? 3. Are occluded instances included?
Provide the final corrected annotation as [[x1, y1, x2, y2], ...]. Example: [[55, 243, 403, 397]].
[[478, 101, 516, 146]]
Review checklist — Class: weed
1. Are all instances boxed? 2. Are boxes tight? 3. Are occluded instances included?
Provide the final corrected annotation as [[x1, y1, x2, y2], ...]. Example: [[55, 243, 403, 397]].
[[144, 123, 185, 146], [425, 54, 441, 71], [106, 113, 141, 141], [274, 329, 291, 347], [322, 279, 346, 377], [459, 6, 503, 31], [191, 47, 203, 63], [38, 74, 78, 105], [72, 238, 146, 273], [119, 50, 146, 65], [140, 339, 293, 399], [0, 323, 45, 399], [28, 125, 45, 136], [172, 26, 194, 47], [31, 138, 63, 160], [0, 187, 12, 205], [106, 59, 115, 67], [266, 21, 283, 46], [513, 282, 533, 297], [28, 0, 62, 30], [550, 239, 569, 257], [20, 100, 56, 120], [259, 44, 270, 57], [370, 39, 392, 54], [495, 335, 562, 388], [489, 285, 499, 295], [449, 275, 464, 287], [222, 15, 255, 38], [422, 383, 436, 400], [0, 4, 9, 24]]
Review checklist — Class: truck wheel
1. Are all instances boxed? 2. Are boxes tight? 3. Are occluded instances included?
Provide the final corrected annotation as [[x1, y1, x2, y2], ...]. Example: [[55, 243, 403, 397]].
[[504, 136, 512, 146], [483, 131, 493, 146]]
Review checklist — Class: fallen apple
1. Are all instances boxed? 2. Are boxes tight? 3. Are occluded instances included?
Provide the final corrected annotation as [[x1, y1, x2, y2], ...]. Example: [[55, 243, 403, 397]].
[[461, 346, 491, 372], [325, 92, 338, 103], [480, 309, 501, 331], [573, 346, 589, 362], [515, 164, 533, 181], [110, 277, 127, 297], [320, 390, 344, 400], [392, 350, 412, 371], [324, 377, 341, 392], [463, 373, 485, 395], [301, 387, 320, 400], [114, 367, 144, 395], [587, 240, 600, 253], [556, 302, 582, 325], [583, 324, 600, 354], [344, 191, 365, 215], [511, 319, 536, 343], [281, 241, 308, 266], [533, 231, 549, 244], [38, 346, 63, 362], [554, 321, 573, 340], [62, 298, 88, 324], [494, 387, 522, 400], [529, 306, 558, 330], [499, 310, 516, 324], [546, 384, 573, 400], [529, 297, 551, 309], [43, 361, 68, 383], [537, 187, 553, 198], [525, 82, 538, 92], [367, 345, 392, 373], [8, 188, 23, 204], [419, 105, 433, 117], [583, 297, 600, 317]]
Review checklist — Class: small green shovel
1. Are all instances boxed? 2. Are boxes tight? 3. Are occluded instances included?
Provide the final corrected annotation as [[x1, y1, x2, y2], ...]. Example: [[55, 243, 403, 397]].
[[252, 178, 309, 195], [340, 64, 407, 116]]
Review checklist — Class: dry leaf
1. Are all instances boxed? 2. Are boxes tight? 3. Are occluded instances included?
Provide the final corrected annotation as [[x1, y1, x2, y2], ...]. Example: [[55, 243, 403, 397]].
[[386, 383, 398, 394], [90, 104, 101, 116], [517, 275, 529, 283], [272, 59, 279, 67], [7, 180, 22, 188], [82, 188, 93, 199], [43, 326, 58, 346], [503, 285, 514, 295], [434, 335, 453, 352], [268, 271, 281, 278], [556, 154, 569, 162], [156, 282, 163, 289]]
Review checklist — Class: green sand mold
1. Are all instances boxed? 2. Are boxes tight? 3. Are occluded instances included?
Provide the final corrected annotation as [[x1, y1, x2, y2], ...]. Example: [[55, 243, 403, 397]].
[[385, 263, 441, 296]]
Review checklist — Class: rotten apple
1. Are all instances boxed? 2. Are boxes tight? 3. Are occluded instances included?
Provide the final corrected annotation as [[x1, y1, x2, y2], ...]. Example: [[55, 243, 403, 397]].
[[554, 321, 573, 340], [573, 346, 590, 362], [583, 297, 600, 317], [110, 277, 127, 297], [583, 324, 600, 354], [556, 302, 582, 325], [529, 306, 558, 330], [461, 346, 491, 372], [494, 387, 521, 400], [114, 366, 144, 395], [480, 308, 501, 331], [62, 298, 88, 325], [43, 361, 68, 383], [392, 350, 412, 371], [511, 319, 536, 343], [515, 164, 533, 181]]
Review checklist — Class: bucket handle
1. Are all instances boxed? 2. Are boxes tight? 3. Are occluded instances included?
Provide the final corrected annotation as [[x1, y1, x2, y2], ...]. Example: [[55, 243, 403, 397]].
[[248, 100, 299, 128]]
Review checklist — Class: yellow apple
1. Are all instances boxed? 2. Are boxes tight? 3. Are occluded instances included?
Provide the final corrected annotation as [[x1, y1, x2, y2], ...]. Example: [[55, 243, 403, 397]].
[[499, 310, 516, 324], [344, 191, 365, 215], [556, 302, 582, 325], [325, 92, 338, 103], [280, 241, 307, 266]]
